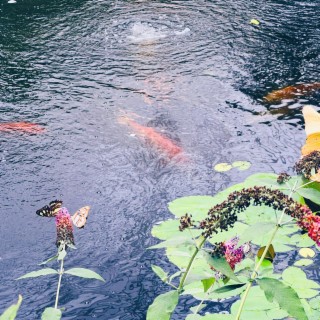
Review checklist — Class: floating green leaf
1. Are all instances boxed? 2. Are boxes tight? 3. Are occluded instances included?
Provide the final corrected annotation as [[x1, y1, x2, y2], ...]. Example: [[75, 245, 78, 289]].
[[64, 268, 105, 282], [186, 314, 234, 320], [201, 278, 215, 293], [294, 259, 313, 267], [146, 290, 179, 320], [299, 247, 315, 258], [41, 308, 62, 320], [214, 163, 232, 172], [213, 283, 246, 294], [148, 236, 194, 249], [238, 222, 275, 246], [16, 268, 58, 280], [151, 265, 168, 282], [0, 295, 22, 320], [232, 161, 251, 171], [257, 277, 308, 320], [204, 253, 240, 283]]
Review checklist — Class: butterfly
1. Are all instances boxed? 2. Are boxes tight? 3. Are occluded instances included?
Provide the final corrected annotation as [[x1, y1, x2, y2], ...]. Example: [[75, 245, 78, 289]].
[[36, 200, 63, 217], [71, 206, 90, 229]]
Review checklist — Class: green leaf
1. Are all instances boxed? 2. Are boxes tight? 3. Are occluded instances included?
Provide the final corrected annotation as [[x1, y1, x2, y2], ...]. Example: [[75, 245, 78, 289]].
[[214, 162, 232, 172], [232, 161, 251, 171], [41, 308, 62, 320], [294, 259, 314, 267], [186, 314, 234, 320], [238, 222, 275, 246], [201, 278, 215, 293], [282, 267, 320, 298], [257, 277, 308, 320], [64, 268, 105, 282], [296, 187, 320, 205], [148, 236, 194, 249], [204, 253, 240, 283], [58, 249, 66, 261], [16, 268, 58, 280], [299, 247, 316, 258], [0, 295, 22, 320], [39, 255, 58, 265], [151, 219, 183, 240], [146, 290, 179, 320], [213, 283, 246, 294], [151, 265, 168, 282], [189, 304, 206, 314]]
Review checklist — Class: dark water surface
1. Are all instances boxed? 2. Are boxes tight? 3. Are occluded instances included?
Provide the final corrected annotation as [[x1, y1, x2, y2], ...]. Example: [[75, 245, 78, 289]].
[[0, 0, 319, 318]]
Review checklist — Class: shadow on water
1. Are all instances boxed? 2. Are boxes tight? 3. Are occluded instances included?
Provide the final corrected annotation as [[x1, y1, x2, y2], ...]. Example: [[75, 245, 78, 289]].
[[0, 0, 320, 318]]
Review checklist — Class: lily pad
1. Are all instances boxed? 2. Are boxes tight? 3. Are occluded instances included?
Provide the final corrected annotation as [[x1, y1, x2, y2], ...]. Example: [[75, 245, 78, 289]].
[[250, 19, 260, 25], [214, 163, 233, 172], [294, 259, 313, 267], [232, 161, 251, 171], [299, 248, 316, 258]]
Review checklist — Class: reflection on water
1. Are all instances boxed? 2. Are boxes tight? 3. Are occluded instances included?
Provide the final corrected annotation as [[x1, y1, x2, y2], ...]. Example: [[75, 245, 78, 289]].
[[0, 0, 319, 318]]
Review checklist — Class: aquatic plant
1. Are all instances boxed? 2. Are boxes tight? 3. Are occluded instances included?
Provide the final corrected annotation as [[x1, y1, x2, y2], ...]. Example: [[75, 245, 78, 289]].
[[0, 295, 22, 319], [16, 207, 105, 320]]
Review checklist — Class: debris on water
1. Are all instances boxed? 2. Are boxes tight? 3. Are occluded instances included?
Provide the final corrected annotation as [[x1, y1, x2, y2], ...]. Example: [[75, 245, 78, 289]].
[[174, 27, 190, 36], [8, 0, 17, 3], [250, 19, 260, 25]]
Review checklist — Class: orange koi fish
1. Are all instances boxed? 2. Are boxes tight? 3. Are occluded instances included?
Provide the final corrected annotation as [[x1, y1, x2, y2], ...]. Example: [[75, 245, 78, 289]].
[[264, 83, 320, 103], [0, 122, 45, 134], [119, 116, 183, 159]]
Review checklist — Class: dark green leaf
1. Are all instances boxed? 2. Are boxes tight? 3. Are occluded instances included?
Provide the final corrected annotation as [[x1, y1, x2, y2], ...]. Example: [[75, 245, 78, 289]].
[[146, 291, 179, 320], [204, 252, 240, 283], [257, 277, 308, 320], [201, 278, 215, 293], [151, 265, 168, 282], [0, 295, 22, 320], [16, 268, 58, 280], [41, 308, 62, 320], [213, 283, 246, 294], [64, 268, 105, 282], [257, 245, 276, 262]]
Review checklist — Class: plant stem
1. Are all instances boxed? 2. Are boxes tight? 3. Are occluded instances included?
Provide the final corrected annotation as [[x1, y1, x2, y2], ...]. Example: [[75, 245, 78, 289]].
[[235, 181, 297, 320], [54, 248, 65, 309], [178, 237, 206, 293]]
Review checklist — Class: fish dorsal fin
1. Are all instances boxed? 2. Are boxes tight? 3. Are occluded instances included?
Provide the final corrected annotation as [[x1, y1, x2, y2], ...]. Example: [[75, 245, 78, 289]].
[[301, 105, 320, 157], [303, 105, 320, 137]]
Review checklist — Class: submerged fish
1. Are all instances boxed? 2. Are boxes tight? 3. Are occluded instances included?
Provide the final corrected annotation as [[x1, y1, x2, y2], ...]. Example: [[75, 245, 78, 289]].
[[264, 83, 320, 103], [119, 116, 183, 159], [0, 122, 45, 134]]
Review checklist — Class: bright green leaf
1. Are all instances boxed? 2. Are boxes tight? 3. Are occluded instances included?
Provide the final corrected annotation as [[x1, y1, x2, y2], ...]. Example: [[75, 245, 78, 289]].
[[201, 278, 215, 293], [146, 291, 179, 320], [64, 268, 105, 282], [204, 253, 240, 283], [250, 19, 260, 25], [214, 163, 232, 172], [257, 277, 308, 320], [41, 308, 62, 320], [39, 255, 58, 266], [232, 161, 251, 171], [151, 265, 168, 282], [16, 268, 58, 280], [0, 295, 22, 320]]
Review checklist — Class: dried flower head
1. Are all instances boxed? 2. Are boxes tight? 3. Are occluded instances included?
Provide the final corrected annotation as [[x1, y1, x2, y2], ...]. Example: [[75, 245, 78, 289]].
[[198, 187, 312, 239], [295, 151, 320, 179], [179, 213, 194, 231], [277, 172, 291, 184], [55, 207, 75, 247]]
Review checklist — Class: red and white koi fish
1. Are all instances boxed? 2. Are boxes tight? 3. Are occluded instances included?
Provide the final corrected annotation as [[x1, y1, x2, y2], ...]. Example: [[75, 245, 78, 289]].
[[119, 116, 183, 159], [264, 83, 320, 103], [0, 122, 45, 134]]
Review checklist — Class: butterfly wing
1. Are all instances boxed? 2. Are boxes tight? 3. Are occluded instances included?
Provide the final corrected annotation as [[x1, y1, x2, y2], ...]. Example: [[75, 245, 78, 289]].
[[36, 200, 63, 217], [71, 206, 90, 228]]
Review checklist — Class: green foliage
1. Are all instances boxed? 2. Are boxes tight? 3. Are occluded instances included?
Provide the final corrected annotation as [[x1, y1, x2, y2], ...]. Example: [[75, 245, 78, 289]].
[[16, 268, 58, 280], [146, 291, 179, 320], [0, 295, 22, 320], [41, 308, 62, 320], [64, 268, 105, 282]]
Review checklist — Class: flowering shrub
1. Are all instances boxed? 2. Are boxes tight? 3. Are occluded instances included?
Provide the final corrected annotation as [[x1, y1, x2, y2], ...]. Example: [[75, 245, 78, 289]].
[[147, 158, 320, 319]]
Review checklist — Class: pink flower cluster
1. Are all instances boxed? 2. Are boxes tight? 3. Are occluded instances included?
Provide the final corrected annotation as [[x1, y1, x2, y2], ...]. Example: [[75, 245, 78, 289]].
[[55, 207, 75, 247], [298, 206, 320, 246], [223, 237, 245, 270]]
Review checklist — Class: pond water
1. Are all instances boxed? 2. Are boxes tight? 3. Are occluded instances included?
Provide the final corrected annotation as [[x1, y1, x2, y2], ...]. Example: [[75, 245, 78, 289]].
[[0, 0, 320, 318]]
